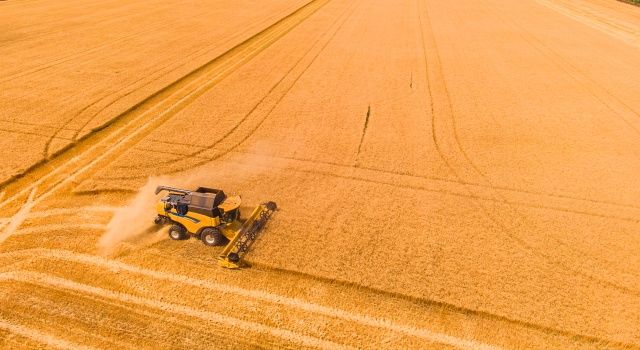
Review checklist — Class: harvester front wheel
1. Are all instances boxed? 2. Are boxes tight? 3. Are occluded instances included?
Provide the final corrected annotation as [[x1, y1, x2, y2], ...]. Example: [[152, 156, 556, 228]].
[[168, 225, 187, 240], [201, 228, 227, 246]]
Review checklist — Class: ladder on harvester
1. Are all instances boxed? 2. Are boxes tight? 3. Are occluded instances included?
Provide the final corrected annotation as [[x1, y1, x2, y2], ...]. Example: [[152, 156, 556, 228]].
[[218, 201, 277, 269]]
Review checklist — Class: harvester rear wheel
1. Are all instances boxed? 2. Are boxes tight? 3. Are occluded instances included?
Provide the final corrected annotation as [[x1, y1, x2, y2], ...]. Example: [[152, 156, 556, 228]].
[[168, 225, 187, 240], [201, 228, 227, 246]]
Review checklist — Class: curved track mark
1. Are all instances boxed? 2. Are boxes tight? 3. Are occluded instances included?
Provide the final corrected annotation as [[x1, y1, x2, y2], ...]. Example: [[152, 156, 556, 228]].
[[0, 249, 501, 350], [138, 0, 360, 171], [0, 271, 355, 350], [42, 2, 303, 158], [0, 0, 334, 215], [418, 0, 640, 294], [133, 137, 640, 211]]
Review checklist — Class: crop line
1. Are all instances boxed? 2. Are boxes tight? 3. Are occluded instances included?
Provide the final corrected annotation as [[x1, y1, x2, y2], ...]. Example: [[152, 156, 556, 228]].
[[471, 0, 640, 294], [3, 288, 139, 350], [0, 0, 333, 213], [1, 0, 175, 55], [107, 147, 640, 224], [0, 316, 98, 350], [0, 0, 322, 196], [253, 262, 640, 350], [533, 0, 639, 47], [105, 145, 640, 224], [0, 271, 355, 350], [419, 2, 628, 291], [416, 0, 640, 295], [132, 145, 211, 160], [497, 0, 640, 137], [0, 1, 206, 85], [49, 0, 306, 158], [136, 0, 357, 171], [226, 152, 640, 224], [46, 288, 266, 350], [1, 249, 501, 350], [123, 44, 640, 211], [137, 137, 640, 211], [161, 0, 362, 175], [26, 10, 315, 205]]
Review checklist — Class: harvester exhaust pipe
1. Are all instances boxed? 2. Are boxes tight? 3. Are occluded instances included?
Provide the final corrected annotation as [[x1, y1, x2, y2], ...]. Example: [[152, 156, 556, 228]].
[[154, 185, 191, 195]]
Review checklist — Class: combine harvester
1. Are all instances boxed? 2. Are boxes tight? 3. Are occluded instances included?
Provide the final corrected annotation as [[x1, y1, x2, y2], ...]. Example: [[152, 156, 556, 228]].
[[153, 185, 277, 269]]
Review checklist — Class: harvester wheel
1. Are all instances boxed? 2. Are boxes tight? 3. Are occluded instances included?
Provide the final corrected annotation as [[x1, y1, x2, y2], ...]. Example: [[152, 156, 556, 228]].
[[201, 228, 227, 246], [168, 225, 187, 240]]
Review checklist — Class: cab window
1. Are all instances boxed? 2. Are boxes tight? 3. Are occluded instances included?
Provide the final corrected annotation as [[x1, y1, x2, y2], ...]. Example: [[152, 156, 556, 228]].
[[176, 203, 188, 215]]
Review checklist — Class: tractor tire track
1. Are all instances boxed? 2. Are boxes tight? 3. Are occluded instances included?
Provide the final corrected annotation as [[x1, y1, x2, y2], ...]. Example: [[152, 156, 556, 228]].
[[418, 0, 640, 295], [43, 26, 253, 158], [476, 0, 640, 292], [223, 151, 640, 224], [0, 126, 72, 142], [43, 1, 306, 158], [66, 0, 340, 177], [492, 0, 640, 139], [250, 262, 639, 350], [533, 0, 640, 48], [0, 249, 502, 350], [0, 0, 334, 216], [128, 0, 360, 173], [136, 137, 640, 211], [8, 247, 635, 348], [5, 283, 262, 350], [0, 271, 356, 350], [104, 147, 640, 226]]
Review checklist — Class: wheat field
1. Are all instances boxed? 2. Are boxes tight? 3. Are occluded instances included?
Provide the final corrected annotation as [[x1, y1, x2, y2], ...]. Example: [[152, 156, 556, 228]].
[[1, 0, 640, 349]]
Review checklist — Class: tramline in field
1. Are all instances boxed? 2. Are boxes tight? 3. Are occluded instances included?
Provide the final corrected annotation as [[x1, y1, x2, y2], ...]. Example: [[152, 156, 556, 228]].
[[153, 185, 277, 269]]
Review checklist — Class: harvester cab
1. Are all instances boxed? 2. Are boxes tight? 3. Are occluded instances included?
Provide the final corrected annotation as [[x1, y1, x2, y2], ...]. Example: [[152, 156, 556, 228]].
[[153, 185, 277, 269]]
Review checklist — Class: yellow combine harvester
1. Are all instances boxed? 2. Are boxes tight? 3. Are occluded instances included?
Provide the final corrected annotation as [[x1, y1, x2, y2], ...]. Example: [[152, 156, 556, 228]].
[[153, 185, 277, 269]]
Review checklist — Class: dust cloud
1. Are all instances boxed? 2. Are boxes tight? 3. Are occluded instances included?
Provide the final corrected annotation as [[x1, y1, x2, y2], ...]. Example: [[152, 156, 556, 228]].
[[97, 176, 168, 255], [97, 147, 275, 255]]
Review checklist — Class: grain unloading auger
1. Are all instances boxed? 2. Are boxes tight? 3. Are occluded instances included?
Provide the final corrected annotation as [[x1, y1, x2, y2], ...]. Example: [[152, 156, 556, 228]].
[[153, 185, 277, 269]]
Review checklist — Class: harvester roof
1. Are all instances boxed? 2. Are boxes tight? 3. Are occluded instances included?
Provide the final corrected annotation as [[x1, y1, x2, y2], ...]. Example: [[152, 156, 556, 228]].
[[156, 185, 230, 214]]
